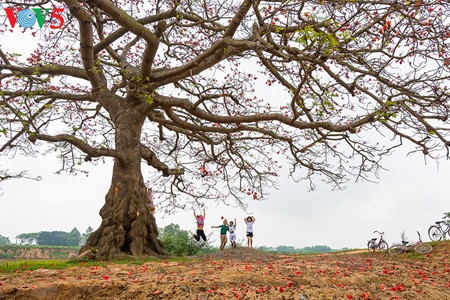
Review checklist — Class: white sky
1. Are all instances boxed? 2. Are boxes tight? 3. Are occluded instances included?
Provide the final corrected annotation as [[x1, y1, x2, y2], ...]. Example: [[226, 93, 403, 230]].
[[1, 147, 448, 250], [0, 14, 449, 251]]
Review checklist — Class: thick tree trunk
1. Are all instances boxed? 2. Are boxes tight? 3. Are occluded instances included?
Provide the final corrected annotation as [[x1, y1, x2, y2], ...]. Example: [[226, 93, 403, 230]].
[[79, 103, 167, 260]]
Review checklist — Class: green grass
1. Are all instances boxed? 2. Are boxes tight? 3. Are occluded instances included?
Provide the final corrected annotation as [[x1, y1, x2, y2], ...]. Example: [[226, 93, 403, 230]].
[[426, 240, 443, 248], [0, 256, 193, 273], [1, 260, 84, 272], [0, 259, 109, 272], [329, 248, 361, 254]]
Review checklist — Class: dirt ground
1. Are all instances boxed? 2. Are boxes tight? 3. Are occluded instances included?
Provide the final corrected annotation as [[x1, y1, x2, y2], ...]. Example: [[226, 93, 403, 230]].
[[0, 242, 449, 300]]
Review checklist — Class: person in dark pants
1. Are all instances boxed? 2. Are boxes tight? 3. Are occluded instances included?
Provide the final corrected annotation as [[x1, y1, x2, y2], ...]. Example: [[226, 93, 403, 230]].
[[192, 208, 207, 242], [245, 216, 255, 248]]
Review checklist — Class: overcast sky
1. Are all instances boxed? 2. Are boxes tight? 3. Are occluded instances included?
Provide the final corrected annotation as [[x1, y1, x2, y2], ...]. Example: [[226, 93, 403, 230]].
[[1, 147, 448, 250], [1, 15, 449, 251]]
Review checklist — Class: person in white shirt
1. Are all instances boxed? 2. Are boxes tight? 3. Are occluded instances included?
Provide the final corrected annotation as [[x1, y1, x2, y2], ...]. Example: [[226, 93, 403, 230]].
[[244, 216, 255, 248], [228, 219, 237, 248]]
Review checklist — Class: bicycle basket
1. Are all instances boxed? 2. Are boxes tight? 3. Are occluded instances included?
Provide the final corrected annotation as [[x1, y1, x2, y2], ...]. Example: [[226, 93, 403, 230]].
[[444, 212, 450, 224]]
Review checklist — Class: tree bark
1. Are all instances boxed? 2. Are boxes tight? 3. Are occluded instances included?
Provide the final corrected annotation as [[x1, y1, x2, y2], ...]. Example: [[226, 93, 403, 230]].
[[80, 101, 167, 260]]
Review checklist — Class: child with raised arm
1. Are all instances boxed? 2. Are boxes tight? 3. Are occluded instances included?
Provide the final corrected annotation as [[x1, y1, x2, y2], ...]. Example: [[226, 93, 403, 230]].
[[228, 219, 237, 248], [212, 219, 229, 250], [244, 216, 255, 248], [192, 208, 207, 242]]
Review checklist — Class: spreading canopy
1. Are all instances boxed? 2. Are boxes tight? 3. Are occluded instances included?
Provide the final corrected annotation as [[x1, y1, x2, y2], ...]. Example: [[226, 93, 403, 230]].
[[1, 0, 449, 235]]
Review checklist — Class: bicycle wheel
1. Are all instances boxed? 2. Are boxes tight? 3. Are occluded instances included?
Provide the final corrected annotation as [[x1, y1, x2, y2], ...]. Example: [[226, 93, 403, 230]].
[[415, 243, 432, 254], [367, 240, 376, 252], [376, 241, 389, 253], [388, 245, 404, 255], [428, 226, 444, 242]]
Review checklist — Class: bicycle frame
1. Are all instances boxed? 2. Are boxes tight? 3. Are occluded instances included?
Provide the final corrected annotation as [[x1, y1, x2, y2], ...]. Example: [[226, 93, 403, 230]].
[[397, 240, 420, 252], [436, 222, 450, 235], [428, 212, 450, 241], [389, 231, 432, 255], [367, 231, 388, 252]]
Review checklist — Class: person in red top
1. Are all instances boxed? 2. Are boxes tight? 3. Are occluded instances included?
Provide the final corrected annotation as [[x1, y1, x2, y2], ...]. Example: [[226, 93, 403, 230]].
[[193, 208, 207, 241]]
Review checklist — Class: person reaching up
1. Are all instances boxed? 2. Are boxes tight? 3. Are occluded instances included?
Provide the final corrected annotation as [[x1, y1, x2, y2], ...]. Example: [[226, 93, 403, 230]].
[[228, 219, 237, 248], [212, 218, 229, 250], [244, 216, 255, 248], [192, 208, 207, 242]]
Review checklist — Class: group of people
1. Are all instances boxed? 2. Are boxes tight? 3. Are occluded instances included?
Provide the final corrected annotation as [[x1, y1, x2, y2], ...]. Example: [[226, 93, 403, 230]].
[[192, 209, 256, 249], [147, 188, 256, 250]]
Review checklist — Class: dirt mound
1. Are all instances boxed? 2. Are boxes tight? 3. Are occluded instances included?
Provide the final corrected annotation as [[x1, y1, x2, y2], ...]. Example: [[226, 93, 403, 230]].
[[1, 241, 449, 299], [432, 240, 450, 254], [203, 247, 277, 262]]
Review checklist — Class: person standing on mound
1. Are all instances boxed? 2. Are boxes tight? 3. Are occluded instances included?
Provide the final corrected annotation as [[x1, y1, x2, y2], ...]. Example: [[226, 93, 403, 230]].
[[228, 219, 237, 248], [244, 216, 255, 248], [192, 208, 207, 242], [212, 219, 229, 250]]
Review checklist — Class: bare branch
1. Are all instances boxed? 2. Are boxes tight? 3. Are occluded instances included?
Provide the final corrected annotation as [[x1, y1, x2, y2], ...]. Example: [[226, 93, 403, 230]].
[[61, 0, 106, 89], [140, 144, 184, 177], [28, 133, 124, 162]]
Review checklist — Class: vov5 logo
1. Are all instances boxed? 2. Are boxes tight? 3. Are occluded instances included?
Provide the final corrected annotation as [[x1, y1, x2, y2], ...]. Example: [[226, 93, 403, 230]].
[[4, 7, 64, 29]]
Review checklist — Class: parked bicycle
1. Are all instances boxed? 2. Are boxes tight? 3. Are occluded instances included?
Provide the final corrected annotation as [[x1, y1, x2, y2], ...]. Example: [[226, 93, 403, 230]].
[[367, 230, 388, 252], [388, 231, 432, 255], [428, 212, 450, 242]]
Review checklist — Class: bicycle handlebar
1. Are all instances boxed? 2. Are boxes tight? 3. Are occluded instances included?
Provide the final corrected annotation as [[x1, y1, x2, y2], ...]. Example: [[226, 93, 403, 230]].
[[373, 230, 384, 235]]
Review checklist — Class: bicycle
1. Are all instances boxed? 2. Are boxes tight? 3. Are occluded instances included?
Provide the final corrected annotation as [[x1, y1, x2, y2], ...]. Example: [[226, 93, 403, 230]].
[[388, 231, 432, 255], [428, 212, 450, 241], [367, 230, 388, 252]]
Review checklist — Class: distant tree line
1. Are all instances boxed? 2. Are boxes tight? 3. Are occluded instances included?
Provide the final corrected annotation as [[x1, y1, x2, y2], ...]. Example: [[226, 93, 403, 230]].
[[14, 227, 93, 246], [158, 224, 340, 256], [6, 224, 210, 255], [0, 235, 11, 245], [4, 225, 341, 254], [159, 223, 213, 256], [258, 245, 337, 254]]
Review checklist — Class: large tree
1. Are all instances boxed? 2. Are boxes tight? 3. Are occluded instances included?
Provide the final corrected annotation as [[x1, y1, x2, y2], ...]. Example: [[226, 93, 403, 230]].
[[0, 234, 11, 245], [1, 0, 449, 259]]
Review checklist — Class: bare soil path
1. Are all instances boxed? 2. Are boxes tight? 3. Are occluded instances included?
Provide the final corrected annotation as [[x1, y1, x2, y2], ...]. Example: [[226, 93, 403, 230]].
[[1, 242, 449, 299]]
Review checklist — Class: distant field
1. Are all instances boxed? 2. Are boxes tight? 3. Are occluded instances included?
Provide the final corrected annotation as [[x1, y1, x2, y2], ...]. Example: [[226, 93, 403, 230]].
[[0, 245, 80, 260]]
